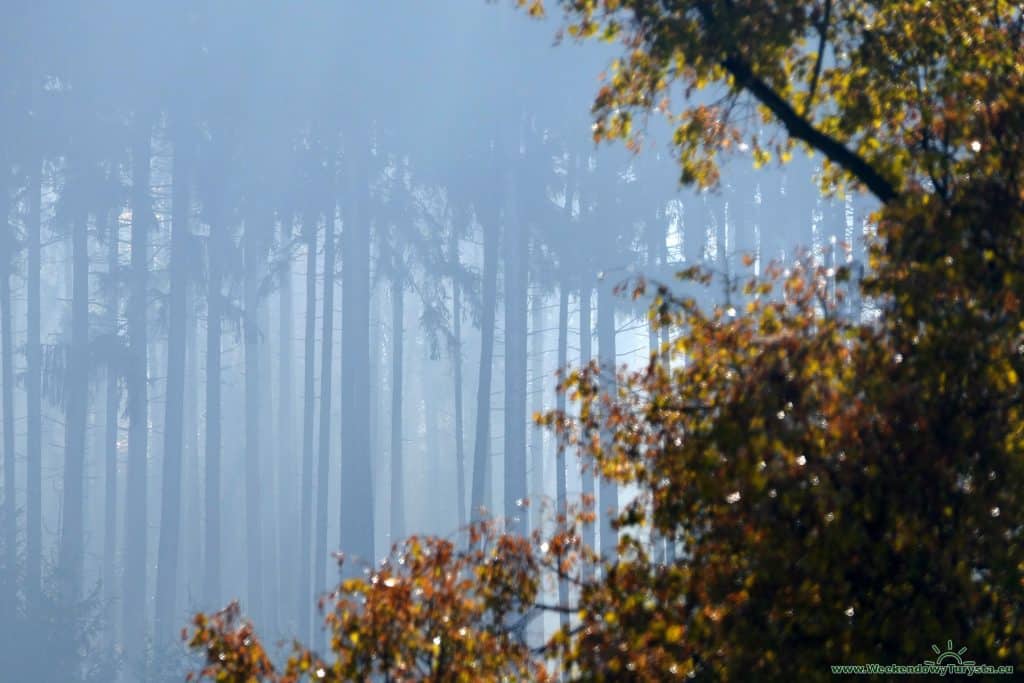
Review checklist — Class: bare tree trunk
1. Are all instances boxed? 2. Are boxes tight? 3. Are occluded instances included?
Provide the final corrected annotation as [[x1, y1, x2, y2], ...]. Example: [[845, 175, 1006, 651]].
[[183, 283, 201, 608], [555, 285, 569, 627], [297, 209, 317, 644], [25, 157, 42, 608], [243, 209, 265, 622], [155, 125, 191, 643], [0, 186, 15, 600], [661, 318, 674, 564], [60, 170, 89, 605], [340, 170, 375, 569], [204, 204, 223, 609], [389, 279, 404, 542], [578, 286, 595, 575], [123, 115, 152, 667], [647, 220, 667, 566], [258, 266, 276, 635], [423, 359, 441, 532], [528, 291, 544, 533], [646, 317, 665, 565], [503, 171, 528, 537], [277, 216, 296, 634], [449, 230, 466, 529], [470, 213, 499, 526], [103, 210, 120, 651], [313, 203, 335, 654], [597, 279, 618, 562]]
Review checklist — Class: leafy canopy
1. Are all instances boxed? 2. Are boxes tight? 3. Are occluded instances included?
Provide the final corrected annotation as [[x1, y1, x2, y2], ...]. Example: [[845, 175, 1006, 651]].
[[524, 0, 1022, 202]]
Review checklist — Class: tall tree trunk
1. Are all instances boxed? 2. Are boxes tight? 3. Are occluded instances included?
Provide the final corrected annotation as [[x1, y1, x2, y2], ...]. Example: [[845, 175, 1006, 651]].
[[25, 158, 42, 608], [470, 209, 499, 526], [204, 206, 223, 609], [60, 173, 89, 605], [647, 220, 668, 565], [661, 318, 675, 564], [155, 126, 191, 643], [687, 190, 707, 266], [528, 291, 544, 533], [423, 360, 441, 532], [123, 115, 152, 666], [646, 317, 665, 565], [313, 203, 335, 654], [298, 209, 318, 644], [258, 271, 276, 634], [389, 278, 404, 542], [243, 209, 265, 622], [183, 283, 201, 606], [555, 285, 569, 627], [578, 286, 595, 574], [597, 279, 618, 561], [368, 280, 381, 544], [503, 172, 528, 537], [449, 231, 466, 529], [277, 216, 295, 634], [1, 187, 15, 599], [103, 210, 120, 650], [340, 170, 374, 569]]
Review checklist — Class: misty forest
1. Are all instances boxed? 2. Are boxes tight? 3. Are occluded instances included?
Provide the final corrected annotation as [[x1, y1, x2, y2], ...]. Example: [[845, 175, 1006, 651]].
[[5, 1, 1021, 682]]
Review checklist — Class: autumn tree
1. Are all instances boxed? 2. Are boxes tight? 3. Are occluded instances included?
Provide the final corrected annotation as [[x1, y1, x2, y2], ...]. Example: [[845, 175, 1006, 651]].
[[186, 1, 1024, 680]]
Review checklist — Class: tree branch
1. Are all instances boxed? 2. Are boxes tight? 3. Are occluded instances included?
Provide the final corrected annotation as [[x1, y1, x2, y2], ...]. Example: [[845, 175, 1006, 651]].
[[722, 54, 899, 203], [803, 0, 832, 116]]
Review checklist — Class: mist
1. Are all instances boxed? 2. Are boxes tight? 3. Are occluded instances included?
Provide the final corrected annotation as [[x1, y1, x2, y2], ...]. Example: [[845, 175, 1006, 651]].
[[0, 2, 872, 680]]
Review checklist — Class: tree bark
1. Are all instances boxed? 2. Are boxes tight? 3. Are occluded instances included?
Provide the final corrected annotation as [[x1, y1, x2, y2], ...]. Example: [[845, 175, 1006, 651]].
[[313, 203, 335, 653], [277, 215, 296, 633], [597, 279, 618, 562], [60, 167, 89, 604], [297, 208, 317, 644], [555, 285, 569, 627], [103, 209, 120, 651], [183, 280, 201, 607], [1, 181, 15, 599], [204, 197, 224, 609], [470, 210, 499, 526], [502, 168, 529, 538], [155, 124, 191, 643], [123, 115, 152, 664], [528, 291, 544, 533], [578, 285, 595, 575], [340, 168, 374, 569], [243, 208, 265, 622], [449, 230, 466, 529], [25, 157, 42, 608], [389, 279, 404, 542], [258, 258, 276, 634]]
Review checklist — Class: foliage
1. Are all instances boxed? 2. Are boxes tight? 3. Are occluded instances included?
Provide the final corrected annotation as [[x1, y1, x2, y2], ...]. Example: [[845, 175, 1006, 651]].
[[186, 250, 1024, 682], [521, 0, 1022, 203], [187, 523, 569, 681], [186, 0, 1024, 680], [543, 253, 1024, 678]]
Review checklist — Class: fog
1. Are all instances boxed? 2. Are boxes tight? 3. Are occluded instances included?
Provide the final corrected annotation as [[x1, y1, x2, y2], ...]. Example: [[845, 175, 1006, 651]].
[[0, 2, 873, 680]]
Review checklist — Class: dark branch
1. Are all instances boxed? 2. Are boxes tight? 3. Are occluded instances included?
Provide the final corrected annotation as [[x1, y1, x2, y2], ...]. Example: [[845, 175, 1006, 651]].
[[722, 54, 899, 203], [804, 0, 832, 116]]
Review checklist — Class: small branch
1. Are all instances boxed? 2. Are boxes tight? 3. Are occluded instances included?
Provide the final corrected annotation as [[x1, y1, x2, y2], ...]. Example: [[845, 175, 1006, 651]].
[[804, 0, 833, 116]]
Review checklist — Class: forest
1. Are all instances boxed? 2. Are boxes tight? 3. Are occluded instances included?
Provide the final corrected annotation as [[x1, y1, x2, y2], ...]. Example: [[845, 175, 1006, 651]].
[[3, 1, 1022, 681]]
